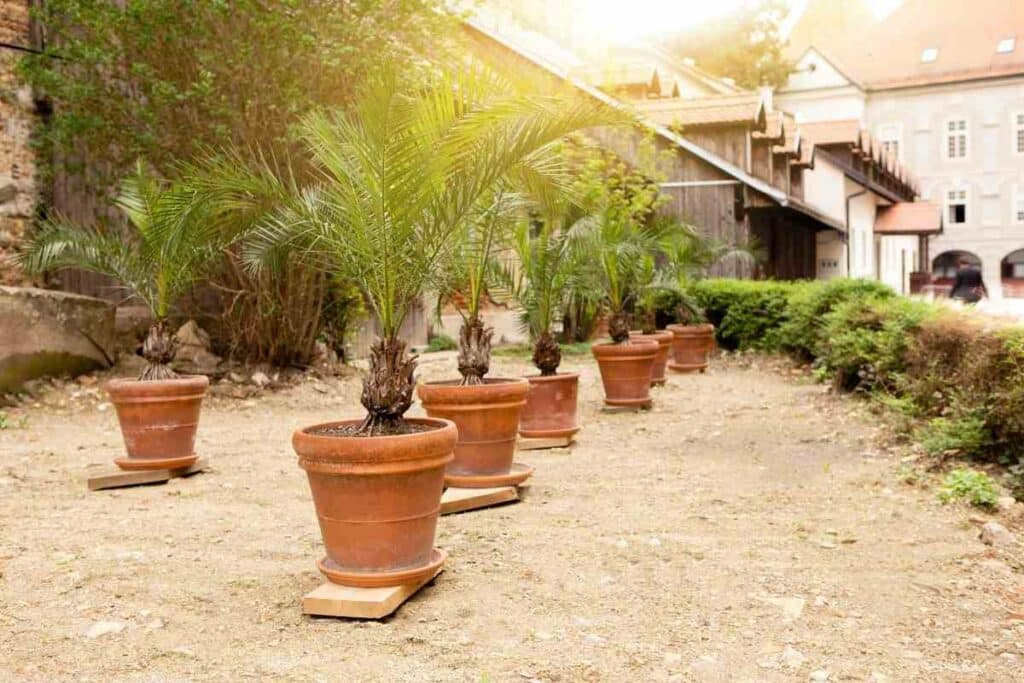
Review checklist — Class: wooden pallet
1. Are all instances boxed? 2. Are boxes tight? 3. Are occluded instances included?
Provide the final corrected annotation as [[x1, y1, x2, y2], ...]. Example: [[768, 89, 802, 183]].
[[517, 435, 574, 451], [302, 567, 443, 619], [440, 485, 519, 515], [87, 458, 207, 491]]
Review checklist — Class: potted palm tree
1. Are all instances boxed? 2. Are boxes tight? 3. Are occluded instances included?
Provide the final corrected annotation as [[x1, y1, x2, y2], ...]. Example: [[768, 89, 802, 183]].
[[662, 232, 756, 373], [417, 189, 534, 488], [18, 165, 217, 471], [221, 69, 616, 586], [493, 212, 581, 440]]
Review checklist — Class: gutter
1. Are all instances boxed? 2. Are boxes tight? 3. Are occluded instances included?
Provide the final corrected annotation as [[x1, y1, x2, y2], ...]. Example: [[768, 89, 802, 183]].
[[845, 189, 869, 275]]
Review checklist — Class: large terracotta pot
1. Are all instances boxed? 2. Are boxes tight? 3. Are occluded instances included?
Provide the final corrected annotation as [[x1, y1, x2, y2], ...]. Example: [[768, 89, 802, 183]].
[[591, 340, 658, 408], [106, 375, 209, 471], [417, 378, 532, 488], [629, 331, 673, 386], [292, 417, 455, 587], [519, 372, 580, 439], [667, 323, 716, 373]]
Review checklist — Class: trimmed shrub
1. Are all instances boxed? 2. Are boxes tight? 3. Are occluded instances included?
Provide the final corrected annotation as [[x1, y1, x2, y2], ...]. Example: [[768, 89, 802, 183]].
[[691, 279, 795, 351]]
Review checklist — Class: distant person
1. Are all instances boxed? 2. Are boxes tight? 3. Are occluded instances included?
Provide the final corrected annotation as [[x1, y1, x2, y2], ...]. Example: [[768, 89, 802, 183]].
[[950, 257, 988, 304]]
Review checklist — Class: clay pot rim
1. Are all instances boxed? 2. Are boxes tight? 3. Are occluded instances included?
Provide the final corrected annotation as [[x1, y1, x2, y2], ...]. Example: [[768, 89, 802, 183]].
[[295, 416, 455, 444], [417, 376, 529, 405], [667, 323, 715, 334], [420, 377, 529, 388], [629, 330, 674, 343], [106, 374, 210, 392], [591, 340, 658, 358], [522, 371, 580, 382]]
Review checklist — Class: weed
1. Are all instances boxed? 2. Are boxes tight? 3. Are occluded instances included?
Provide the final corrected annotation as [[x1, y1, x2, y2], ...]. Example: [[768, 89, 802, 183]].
[[426, 334, 457, 353], [938, 468, 998, 508]]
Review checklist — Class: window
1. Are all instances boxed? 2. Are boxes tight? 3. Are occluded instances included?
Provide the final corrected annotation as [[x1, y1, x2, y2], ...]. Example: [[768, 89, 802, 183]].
[[1015, 187, 1024, 224], [947, 189, 967, 224], [1015, 113, 1024, 154], [945, 119, 967, 159], [877, 123, 902, 161], [921, 47, 939, 63], [997, 38, 1016, 54]]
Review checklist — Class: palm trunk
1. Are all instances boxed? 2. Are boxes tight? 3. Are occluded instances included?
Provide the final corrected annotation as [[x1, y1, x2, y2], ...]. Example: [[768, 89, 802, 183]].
[[358, 336, 417, 435], [532, 331, 561, 376], [457, 314, 493, 385], [608, 309, 631, 344], [139, 320, 179, 381]]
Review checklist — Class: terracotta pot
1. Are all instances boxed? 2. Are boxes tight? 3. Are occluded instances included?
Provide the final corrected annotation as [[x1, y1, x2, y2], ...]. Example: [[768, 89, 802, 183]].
[[519, 372, 580, 439], [591, 340, 658, 408], [667, 323, 716, 373], [629, 331, 673, 386], [292, 417, 455, 587], [417, 378, 532, 488], [106, 375, 209, 471]]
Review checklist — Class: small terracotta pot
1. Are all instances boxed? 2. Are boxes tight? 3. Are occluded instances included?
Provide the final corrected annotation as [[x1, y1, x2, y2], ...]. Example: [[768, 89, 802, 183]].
[[629, 331, 673, 386], [519, 372, 580, 439], [591, 340, 658, 408], [417, 378, 531, 488], [667, 323, 716, 373], [293, 418, 455, 587], [106, 375, 209, 471]]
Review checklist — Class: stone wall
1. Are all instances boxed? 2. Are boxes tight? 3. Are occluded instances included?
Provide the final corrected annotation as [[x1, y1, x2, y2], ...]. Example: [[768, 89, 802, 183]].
[[0, 0, 37, 285]]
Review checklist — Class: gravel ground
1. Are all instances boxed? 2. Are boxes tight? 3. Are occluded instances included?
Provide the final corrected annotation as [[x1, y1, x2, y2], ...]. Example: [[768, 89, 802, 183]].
[[2, 351, 1024, 682]]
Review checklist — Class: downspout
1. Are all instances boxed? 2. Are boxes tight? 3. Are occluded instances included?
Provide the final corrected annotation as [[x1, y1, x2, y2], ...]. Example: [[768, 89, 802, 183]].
[[845, 189, 868, 277]]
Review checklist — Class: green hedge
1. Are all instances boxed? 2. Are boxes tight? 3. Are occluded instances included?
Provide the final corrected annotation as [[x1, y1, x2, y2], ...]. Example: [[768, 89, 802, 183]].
[[676, 278, 1024, 495]]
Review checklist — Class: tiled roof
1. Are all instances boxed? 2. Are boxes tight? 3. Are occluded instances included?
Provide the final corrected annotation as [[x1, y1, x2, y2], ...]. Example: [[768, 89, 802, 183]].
[[788, 0, 1024, 90], [874, 202, 942, 235], [773, 112, 800, 155], [799, 119, 862, 146], [635, 92, 766, 129], [753, 111, 786, 142]]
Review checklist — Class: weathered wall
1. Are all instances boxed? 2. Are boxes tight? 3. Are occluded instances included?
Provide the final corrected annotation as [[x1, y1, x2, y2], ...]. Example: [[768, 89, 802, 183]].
[[0, 0, 36, 285]]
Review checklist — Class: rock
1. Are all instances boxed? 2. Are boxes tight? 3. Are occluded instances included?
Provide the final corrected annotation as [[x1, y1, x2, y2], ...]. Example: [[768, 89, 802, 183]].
[[251, 371, 271, 388], [809, 670, 829, 682], [114, 305, 152, 352], [84, 620, 125, 639], [0, 287, 116, 393], [780, 646, 806, 669], [997, 496, 1018, 512], [756, 595, 805, 621], [146, 618, 165, 630], [172, 320, 221, 376], [867, 672, 889, 683], [980, 522, 1015, 547]]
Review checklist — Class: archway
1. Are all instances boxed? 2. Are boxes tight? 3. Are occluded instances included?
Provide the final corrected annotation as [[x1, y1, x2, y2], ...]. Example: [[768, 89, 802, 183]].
[[932, 250, 981, 284], [1001, 249, 1024, 298]]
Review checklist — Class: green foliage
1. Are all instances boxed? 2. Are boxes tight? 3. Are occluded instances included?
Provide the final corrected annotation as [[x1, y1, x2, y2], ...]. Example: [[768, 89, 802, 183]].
[[663, 0, 793, 88], [938, 468, 999, 508], [691, 279, 795, 351], [778, 279, 895, 359], [19, 0, 457, 191], [427, 334, 458, 353], [817, 295, 935, 392], [321, 277, 367, 362], [917, 414, 990, 458]]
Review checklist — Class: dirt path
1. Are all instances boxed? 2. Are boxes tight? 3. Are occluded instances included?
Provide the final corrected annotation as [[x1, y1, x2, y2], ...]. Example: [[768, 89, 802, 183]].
[[2, 352, 1023, 682]]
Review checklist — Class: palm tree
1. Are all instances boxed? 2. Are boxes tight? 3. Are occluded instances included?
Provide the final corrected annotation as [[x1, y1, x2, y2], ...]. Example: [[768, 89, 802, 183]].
[[16, 163, 224, 380], [228, 68, 622, 433]]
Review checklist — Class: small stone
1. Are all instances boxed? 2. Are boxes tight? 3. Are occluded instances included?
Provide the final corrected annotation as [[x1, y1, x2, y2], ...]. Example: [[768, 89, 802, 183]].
[[819, 540, 837, 549], [251, 371, 271, 388], [997, 496, 1017, 512], [780, 646, 806, 669], [999, 652, 1019, 662], [583, 634, 606, 644], [533, 630, 554, 641], [809, 670, 829, 682], [867, 672, 889, 683], [615, 539, 628, 549], [84, 621, 125, 639], [902, 650, 924, 659], [980, 522, 1015, 547], [648, 537, 662, 547], [147, 618, 165, 630]]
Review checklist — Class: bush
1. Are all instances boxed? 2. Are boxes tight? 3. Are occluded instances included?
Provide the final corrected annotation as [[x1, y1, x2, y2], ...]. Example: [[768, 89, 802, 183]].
[[691, 279, 795, 351], [938, 468, 999, 508], [917, 414, 990, 457], [427, 334, 458, 353], [778, 279, 894, 359]]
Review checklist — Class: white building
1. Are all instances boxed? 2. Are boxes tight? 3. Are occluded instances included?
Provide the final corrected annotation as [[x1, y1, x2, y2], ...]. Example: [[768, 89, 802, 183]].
[[779, 0, 1024, 298]]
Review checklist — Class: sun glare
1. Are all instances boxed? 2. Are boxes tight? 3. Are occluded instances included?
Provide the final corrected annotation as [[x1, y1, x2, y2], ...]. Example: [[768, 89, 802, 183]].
[[575, 0, 905, 45]]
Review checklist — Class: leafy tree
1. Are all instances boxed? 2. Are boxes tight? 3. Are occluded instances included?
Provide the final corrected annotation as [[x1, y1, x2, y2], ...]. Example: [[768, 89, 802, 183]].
[[16, 163, 229, 380], [662, 0, 792, 89], [199, 68, 617, 433]]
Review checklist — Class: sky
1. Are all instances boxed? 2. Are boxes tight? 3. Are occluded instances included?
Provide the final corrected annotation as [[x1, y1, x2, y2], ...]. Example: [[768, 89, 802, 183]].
[[574, 0, 904, 44]]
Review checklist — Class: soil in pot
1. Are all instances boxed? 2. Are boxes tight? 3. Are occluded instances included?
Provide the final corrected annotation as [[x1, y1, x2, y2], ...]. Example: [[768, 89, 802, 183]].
[[591, 340, 658, 408], [628, 331, 673, 386], [293, 417, 456, 588], [667, 323, 716, 373], [106, 375, 209, 471], [417, 378, 532, 488], [519, 372, 580, 439]]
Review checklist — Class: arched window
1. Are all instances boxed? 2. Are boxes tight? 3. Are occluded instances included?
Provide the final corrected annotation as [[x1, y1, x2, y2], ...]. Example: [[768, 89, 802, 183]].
[[932, 250, 981, 281]]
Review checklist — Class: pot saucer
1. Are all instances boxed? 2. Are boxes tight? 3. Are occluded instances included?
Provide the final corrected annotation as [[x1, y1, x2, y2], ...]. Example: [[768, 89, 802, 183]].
[[114, 454, 199, 471], [317, 547, 447, 588], [602, 396, 652, 408], [445, 462, 534, 489]]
